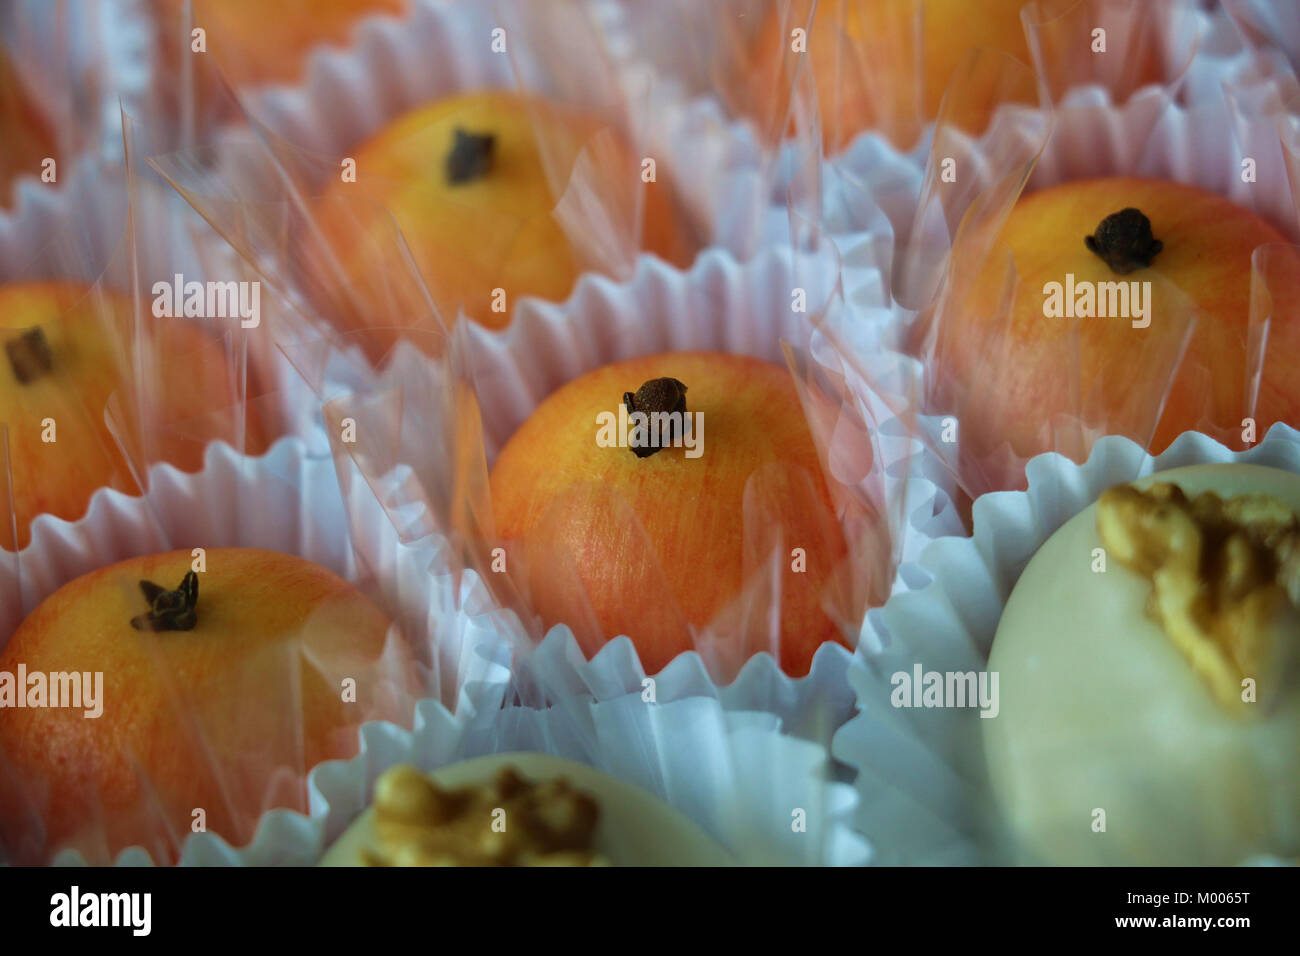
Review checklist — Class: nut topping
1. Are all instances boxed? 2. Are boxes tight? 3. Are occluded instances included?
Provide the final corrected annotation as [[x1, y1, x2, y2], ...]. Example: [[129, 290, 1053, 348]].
[[362, 764, 606, 866], [1097, 481, 1300, 711]]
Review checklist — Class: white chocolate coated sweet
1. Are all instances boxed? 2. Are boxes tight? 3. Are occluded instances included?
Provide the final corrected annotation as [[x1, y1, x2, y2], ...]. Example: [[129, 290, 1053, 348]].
[[984, 464, 1300, 865], [321, 752, 736, 866]]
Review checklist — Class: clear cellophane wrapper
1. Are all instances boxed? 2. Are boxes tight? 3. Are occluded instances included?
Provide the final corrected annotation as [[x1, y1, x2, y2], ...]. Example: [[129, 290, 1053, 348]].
[[1220, 0, 1300, 80], [0, 132, 281, 556], [1, 1, 151, 215], [783, 0, 1300, 864], [137, 0, 803, 359], [132, 0, 964, 739], [832, 424, 1300, 865], [138, 0, 411, 143], [0, 144, 507, 865], [791, 0, 1300, 508], [244, 226, 960, 759], [600, 0, 932, 347], [2, 435, 498, 867], [622, 0, 1235, 154], [0, 144, 895, 866]]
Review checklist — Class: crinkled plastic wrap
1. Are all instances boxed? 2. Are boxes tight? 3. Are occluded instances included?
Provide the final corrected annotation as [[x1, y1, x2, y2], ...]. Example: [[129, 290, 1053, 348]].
[[0, 151, 279, 556], [0, 139, 494, 865], [605, 1, 825, 148], [1, 0, 147, 212], [129, 0, 962, 718], [140, 0, 803, 358], [158, 157, 955, 734], [819, 0, 1300, 507], [634, 0, 1196, 155], [142, 0, 412, 146], [0, 434, 456, 866], [1224, 0, 1300, 77], [297, 236, 963, 755]]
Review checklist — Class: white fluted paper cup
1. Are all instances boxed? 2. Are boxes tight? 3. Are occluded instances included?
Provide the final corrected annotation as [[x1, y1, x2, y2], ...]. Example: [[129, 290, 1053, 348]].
[[821, 0, 1299, 310], [182, 0, 790, 281], [109, 689, 870, 866], [0, 434, 513, 865], [818, 31, 1300, 506], [833, 423, 1300, 865], [1, 0, 153, 223], [309, 240, 963, 752]]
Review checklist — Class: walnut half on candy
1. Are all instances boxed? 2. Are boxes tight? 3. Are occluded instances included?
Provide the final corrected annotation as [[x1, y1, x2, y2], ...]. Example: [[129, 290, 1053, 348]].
[[361, 764, 607, 867], [1097, 481, 1300, 712]]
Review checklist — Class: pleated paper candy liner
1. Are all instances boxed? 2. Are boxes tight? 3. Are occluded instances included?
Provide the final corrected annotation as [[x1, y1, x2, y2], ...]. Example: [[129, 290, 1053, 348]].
[[143, 0, 802, 361], [820, 33, 1300, 508], [611, 0, 1205, 155], [0, 103, 367, 463], [1, 107, 309, 450], [1190, 3, 1300, 232], [0, 162, 512, 852], [0, 435, 513, 865], [596, 0, 846, 159], [304, 240, 963, 752], [178, 0, 509, 153], [796, 0, 1254, 295], [713, 8, 1051, 358], [811, 0, 1289, 223], [935, 92, 1298, 502], [104, 689, 868, 866], [0, 160, 300, 568], [238, 0, 789, 258], [831, 423, 1300, 866], [1, 0, 152, 220], [1221, 0, 1300, 77], [804, 0, 1202, 294], [138, 0, 415, 144]]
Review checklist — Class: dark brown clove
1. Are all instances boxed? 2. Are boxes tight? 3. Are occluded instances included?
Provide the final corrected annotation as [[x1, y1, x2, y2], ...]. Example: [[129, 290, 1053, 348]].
[[623, 377, 688, 459], [130, 571, 199, 632], [5, 327, 53, 385], [1085, 208, 1163, 275], [446, 127, 496, 184]]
